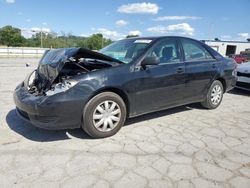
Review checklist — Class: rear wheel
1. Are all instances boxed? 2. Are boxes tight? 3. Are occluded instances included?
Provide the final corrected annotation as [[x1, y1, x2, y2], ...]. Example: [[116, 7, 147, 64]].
[[201, 80, 223, 109], [82, 92, 126, 138]]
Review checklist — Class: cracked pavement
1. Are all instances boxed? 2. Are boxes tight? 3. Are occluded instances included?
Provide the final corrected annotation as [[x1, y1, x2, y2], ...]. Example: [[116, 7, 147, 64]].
[[0, 58, 250, 188]]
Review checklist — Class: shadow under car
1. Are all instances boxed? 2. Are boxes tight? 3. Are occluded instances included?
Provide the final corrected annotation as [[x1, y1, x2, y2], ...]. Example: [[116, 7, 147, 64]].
[[6, 103, 200, 142]]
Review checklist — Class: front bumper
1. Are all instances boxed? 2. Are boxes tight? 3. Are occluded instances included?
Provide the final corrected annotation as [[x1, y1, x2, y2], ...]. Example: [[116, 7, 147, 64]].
[[236, 72, 250, 91], [13, 83, 89, 130]]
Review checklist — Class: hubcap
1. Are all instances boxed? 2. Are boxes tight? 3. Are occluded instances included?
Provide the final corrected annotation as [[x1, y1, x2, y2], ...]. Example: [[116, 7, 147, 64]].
[[93, 100, 121, 132], [211, 84, 222, 106]]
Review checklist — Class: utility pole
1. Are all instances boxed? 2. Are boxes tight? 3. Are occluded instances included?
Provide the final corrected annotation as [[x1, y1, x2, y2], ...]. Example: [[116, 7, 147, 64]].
[[40, 29, 43, 48]]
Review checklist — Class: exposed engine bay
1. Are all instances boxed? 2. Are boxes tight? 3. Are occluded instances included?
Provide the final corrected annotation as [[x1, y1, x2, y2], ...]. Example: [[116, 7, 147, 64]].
[[27, 48, 122, 96]]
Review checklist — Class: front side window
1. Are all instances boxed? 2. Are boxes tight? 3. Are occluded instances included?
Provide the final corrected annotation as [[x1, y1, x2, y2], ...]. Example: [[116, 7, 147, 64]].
[[146, 39, 180, 64], [100, 39, 152, 64], [182, 39, 214, 61]]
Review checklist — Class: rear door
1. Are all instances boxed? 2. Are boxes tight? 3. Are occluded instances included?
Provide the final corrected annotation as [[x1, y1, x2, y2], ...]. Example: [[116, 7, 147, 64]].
[[180, 38, 219, 102]]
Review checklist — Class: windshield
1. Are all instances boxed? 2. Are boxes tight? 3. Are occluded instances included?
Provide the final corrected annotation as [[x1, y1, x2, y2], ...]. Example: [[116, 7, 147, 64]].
[[99, 39, 153, 64]]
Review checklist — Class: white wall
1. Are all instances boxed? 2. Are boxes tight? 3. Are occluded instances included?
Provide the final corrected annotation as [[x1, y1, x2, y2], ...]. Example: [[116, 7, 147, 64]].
[[0, 47, 48, 57], [204, 41, 250, 57]]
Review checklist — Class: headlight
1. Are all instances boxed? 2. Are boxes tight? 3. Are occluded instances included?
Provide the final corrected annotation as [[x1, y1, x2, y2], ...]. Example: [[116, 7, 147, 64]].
[[46, 80, 78, 96], [232, 69, 237, 76], [28, 71, 36, 87]]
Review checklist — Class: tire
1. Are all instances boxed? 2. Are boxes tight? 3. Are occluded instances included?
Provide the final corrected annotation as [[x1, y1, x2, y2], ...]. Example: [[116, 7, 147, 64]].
[[201, 80, 224, 109], [82, 92, 127, 138]]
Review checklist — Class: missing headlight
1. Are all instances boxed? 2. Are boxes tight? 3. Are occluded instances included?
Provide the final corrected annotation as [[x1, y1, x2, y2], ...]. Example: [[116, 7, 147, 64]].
[[46, 80, 78, 96]]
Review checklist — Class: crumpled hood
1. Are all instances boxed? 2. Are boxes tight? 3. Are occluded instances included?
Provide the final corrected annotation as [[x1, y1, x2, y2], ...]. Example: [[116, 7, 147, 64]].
[[237, 61, 250, 73], [37, 47, 123, 85]]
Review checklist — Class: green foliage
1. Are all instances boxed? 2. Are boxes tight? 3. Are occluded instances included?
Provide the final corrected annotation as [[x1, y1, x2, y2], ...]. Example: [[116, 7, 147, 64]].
[[84, 34, 112, 50], [0, 25, 113, 49], [0, 25, 25, 47]]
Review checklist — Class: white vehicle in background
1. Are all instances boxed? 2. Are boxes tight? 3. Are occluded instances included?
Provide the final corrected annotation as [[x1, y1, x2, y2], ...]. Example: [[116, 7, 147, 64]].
[[236, 61, 250, 91]]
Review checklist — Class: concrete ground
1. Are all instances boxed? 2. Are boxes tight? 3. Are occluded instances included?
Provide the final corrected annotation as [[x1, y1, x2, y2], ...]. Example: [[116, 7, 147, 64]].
[[0, 58, 250, 188]]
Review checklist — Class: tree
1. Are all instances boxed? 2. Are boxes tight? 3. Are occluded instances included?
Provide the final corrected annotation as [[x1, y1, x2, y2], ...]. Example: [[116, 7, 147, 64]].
[[0, 25, 25, 46], [0, 25, 114, 48], [85, 34, 112, 50]]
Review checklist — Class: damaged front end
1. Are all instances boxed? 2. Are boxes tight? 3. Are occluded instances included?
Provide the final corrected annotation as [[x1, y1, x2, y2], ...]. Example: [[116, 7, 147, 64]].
[[27, 48, 123, 96], [14, 47, 123, 129], [27, 70, 79, 96]]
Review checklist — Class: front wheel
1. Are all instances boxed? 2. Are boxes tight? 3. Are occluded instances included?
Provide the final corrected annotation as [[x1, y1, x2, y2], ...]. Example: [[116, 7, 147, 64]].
[[82, 92, 126, 138], [201, 80, 224, 109]]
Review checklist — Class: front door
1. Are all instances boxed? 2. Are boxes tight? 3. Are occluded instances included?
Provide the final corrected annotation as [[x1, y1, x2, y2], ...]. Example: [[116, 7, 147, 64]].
[[130, 38, 186, 115]]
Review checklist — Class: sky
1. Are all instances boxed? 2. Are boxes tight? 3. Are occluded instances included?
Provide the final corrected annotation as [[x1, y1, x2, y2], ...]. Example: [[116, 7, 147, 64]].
[[0, 0, 250, 41]]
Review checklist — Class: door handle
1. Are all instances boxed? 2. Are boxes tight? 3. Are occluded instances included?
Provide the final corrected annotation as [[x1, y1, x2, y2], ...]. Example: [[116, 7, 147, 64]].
[[176, 67, 184, 74]]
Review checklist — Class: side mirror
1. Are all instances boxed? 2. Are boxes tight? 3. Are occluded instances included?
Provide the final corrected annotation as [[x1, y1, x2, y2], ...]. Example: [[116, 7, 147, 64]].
[[141, 56, 159, 67]]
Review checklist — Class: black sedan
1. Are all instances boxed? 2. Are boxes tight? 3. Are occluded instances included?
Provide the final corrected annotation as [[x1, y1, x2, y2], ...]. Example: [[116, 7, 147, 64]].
[[14, 36, 237, 138]]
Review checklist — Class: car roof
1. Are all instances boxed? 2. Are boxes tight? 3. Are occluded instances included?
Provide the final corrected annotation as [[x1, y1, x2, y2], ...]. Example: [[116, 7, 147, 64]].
[[121, 36, 196, 41]]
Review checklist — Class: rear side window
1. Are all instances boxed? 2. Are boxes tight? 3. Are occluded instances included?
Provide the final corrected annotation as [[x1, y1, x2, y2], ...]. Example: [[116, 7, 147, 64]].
[[181, 39, 214, 61]]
